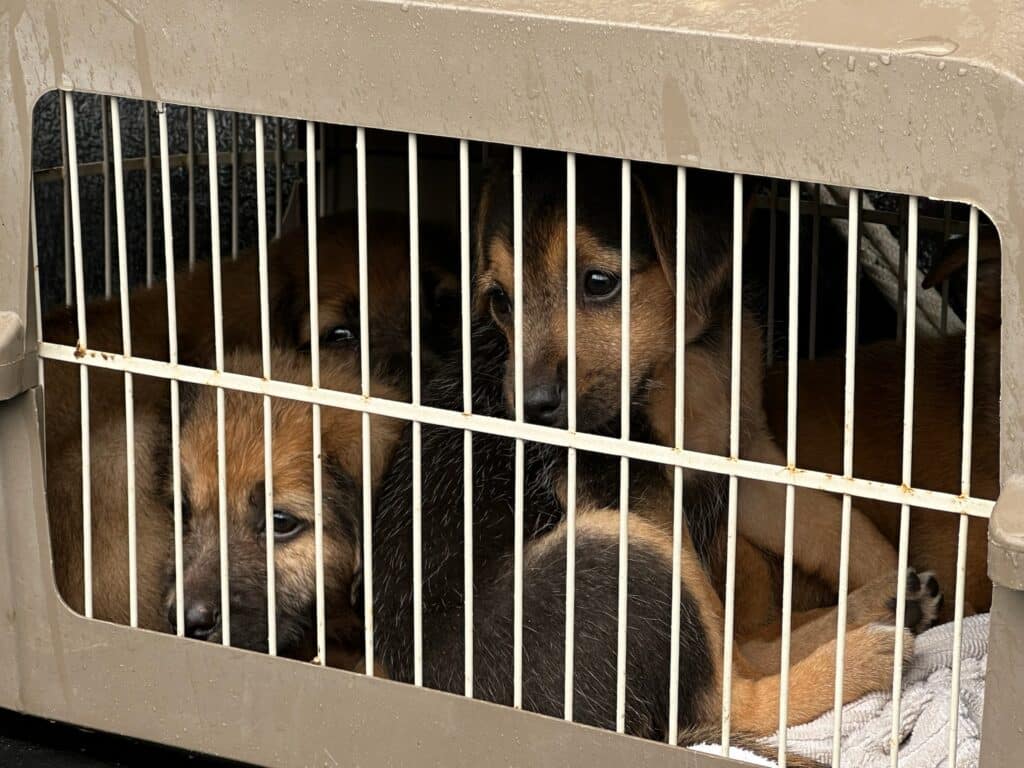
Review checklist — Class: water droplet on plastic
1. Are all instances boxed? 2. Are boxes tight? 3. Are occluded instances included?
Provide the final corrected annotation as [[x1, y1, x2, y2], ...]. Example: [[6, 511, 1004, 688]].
[[847, 56, 856, 71]]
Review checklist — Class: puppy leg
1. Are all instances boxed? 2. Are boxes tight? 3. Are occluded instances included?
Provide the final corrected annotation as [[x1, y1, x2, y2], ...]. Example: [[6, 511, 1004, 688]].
[[739, 568, 942, 676], [737, 429, 897, 592]]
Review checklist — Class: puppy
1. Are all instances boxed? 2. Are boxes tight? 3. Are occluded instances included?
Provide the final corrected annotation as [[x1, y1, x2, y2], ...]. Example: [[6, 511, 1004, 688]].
[[166, 348, 403, 661], [472, 151, 897, 632], [43, 211, 446, 631], [371, 321, 941, 741], [763, 233, 1000, 623]]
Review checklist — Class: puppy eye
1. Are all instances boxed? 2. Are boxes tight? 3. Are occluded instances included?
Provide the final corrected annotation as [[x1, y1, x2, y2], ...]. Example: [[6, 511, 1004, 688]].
[[321, 326, 358, 347], [583, 270, 620, 300], [488, 286, 512, 322], [272, 510, 304, 541]]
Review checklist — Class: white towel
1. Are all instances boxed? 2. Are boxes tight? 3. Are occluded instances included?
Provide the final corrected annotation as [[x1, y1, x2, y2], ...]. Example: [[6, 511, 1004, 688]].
[[691, 614, 989, 767]]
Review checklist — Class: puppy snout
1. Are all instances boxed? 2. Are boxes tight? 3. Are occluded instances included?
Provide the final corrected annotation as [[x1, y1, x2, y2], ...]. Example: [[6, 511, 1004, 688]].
[[524, 382, 566, 427], [168, 599, 221, 641]]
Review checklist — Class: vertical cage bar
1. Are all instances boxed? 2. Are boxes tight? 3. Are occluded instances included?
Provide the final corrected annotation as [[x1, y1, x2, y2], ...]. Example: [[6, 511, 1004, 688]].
[[356, 126, 374, 675], [889, 197, 919, 766], [512, 145, 525, 709], [615, 159, 632, 735], [306, 121, 326, 666], [460, 139, 474, 698], [897, 198, 909, 341], [187, 107, 195, 270], [30, 181, 45, 457], [65, 92, 92, 617], [275, 118, 284, 237], [409, 133, 424, 686], [231, 112, 239, 258], [831, 188, 861, 766], [563, 152, 577, 722], [110, 98, 138, 628], [101, 96, 112, 298], [318, 123, 326, 217], [207, 110, 231, 647], [157, 102, 185, 637], [59, 93, 72, 306], [941, 202, 953, 335], [144, 102, 154, 287], [948, 206, 980, 766], [766, 179, 778, 365], [720, 173, 744, 753], [776, 180, 801, 765], [254, 115, 277, 656], [809, 183, 821, 360], [667, 166, 686, 746]]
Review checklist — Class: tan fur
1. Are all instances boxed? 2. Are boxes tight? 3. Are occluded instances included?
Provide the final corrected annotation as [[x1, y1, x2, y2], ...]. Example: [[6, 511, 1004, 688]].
[[475, 167, 898, 638], [174, 348, 403, 663], [568, 505, 916, 734]]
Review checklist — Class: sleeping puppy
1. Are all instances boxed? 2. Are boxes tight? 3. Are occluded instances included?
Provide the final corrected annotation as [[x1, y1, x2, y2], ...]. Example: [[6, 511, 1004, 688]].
[[370, 320, 941, 743], [763, 232, 1000, 623], [165, 348, 403, 662]]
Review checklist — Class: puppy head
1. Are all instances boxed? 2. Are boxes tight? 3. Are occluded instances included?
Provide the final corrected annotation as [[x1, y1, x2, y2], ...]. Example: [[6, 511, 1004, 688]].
[[167, 348, 403, 662], [273, 213, 459, 387], [474, 150, 735, 432]]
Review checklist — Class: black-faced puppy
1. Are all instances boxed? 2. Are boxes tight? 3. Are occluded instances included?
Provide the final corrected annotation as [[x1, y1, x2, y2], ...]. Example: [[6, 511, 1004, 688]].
[[167, 348, 403, 664], [473, 151, 898, 631]]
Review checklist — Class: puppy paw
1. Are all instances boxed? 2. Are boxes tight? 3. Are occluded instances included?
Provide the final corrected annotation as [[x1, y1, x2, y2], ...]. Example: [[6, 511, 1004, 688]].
[[884, 568, 942, 634]]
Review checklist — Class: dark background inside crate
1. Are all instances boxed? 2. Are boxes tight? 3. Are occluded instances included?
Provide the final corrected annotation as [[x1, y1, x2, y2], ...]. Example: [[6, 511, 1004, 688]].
[[32, 91, 977, 365]]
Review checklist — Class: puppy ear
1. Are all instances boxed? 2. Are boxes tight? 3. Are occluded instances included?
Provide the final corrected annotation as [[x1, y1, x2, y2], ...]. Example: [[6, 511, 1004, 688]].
[[472, 157, 513, 318], [923, 231, 1001, 332]]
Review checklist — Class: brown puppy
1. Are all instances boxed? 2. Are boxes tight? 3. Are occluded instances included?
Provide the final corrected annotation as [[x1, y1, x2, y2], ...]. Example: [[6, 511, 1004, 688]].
[[43, 211, 447, 631], [167, 348, 403, 662], [473, 151, 897, 632], [763, 233, 1000, 623]]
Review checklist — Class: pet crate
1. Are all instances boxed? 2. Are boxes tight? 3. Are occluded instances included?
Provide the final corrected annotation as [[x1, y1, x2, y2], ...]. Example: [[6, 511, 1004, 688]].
[[0, 1, 1021, 766]]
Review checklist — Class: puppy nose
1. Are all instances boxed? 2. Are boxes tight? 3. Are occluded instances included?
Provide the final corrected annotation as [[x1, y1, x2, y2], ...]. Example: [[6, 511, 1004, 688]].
[[171, 600, 220, 640], [524, 383, 565, 426]]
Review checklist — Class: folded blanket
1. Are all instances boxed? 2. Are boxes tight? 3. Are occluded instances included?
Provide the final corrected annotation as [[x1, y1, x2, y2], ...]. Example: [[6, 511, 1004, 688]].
[[690, 614, 988, 767]]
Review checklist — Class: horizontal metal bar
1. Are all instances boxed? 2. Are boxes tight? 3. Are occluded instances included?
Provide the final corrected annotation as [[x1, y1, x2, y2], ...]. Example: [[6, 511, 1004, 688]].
[[38, 341, 994, 519], [32, 148, 319, 183], [750, 191, 987, 238]]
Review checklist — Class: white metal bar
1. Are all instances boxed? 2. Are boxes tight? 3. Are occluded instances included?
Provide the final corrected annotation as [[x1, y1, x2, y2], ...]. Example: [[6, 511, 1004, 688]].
[[889, 198, 919, 767], [941, 202, 953, 335], [306, 121, 326, 666], [564, 152, 577, 722], [101, 96, 112, 299], [896, 198, 909, 341], [319, 123, 326, 217], [207, 110, 231, 647], [948, 206, 980, 767], [30, 180, 45, 462], [231, 113, 239, 258], [615, 159, 631, 735], [158, 103, 185, 637], [512, 145, 525, 710], [144, 102, 154, 287], [254, 115, 277, 656], [766, 179, 778, 366], [410, 133, 424, 687], [59, 94, 72, 306], [356, 126, 374, 675], [187, 107, 195, 270], [45, 342, 994, 521], [275, 118, 283, 237], [831, 188, 861, 766], [460, 139, 473, 698], [110, 98, 139, 628], [776, 180, 800, 765], [64, 91, 93, 618], [809, 184, 821, 360], [667, 166, 686, 746], [721, 173, 744, 753]]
